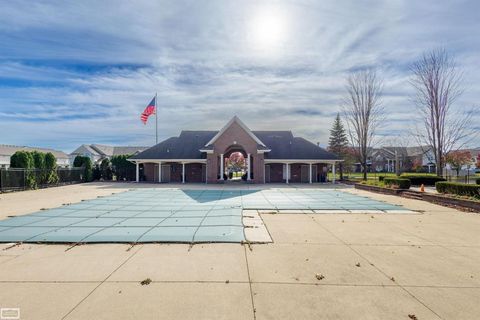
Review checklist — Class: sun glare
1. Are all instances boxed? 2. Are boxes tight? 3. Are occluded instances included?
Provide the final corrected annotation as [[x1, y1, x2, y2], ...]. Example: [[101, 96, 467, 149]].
[[247, 7, 289, 54]]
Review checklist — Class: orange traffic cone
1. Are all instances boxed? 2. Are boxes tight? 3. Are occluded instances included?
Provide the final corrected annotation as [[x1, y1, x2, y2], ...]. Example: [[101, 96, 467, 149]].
[[420, 184, 425, 192]]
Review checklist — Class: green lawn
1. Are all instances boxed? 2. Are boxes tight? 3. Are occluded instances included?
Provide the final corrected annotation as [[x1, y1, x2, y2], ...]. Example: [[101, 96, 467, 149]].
[[328, 172, 438, 181], [330, 172, 480, 181]]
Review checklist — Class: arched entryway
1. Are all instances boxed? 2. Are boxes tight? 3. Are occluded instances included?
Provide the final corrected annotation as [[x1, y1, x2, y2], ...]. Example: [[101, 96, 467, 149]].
[[221, 145, 252, 182]]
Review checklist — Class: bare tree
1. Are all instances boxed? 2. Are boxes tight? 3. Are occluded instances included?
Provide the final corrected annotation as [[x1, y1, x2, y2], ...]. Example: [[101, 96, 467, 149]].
[[342, 69, 384, 180], [411, 49, 476, 176]]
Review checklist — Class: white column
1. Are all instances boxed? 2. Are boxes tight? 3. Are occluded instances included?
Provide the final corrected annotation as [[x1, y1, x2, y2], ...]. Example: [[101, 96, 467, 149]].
[[247, 153, 251, 180], [309, 163, 312, 184], [158, 161, 162, 183], [182, 163, 185, 184], [135, 162, 139, 182], [263, 164, 266, 184], [286, 163, 289, 184], [220, 154, 224, 180], [332, 163, 336, 184]]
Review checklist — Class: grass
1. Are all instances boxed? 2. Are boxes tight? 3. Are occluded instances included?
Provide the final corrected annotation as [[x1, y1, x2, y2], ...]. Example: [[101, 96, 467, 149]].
[[328, 172, 437, 181]]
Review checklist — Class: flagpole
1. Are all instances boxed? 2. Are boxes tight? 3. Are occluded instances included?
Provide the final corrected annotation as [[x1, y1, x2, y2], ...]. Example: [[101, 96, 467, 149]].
[[155, 92, 158, 144]]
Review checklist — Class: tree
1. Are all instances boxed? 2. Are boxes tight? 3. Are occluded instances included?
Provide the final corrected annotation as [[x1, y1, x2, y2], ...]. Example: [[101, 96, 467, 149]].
[[10, 151, 34, 169], [411, 49, 477, 176], [73, 155, 86, 168], [328, 113, 349, 179], [9, 151, 36, 188], [45, 152, 59, 184], [100, 158, 113, 180], [225, 152, 245, 173], [476, 154, 480, 170], [111, 154, 135, 181], [445, 150, 472, 176], [73, 155, 93, 182], [411, 157, 424, 173], [32, 151, 47, 184], [342, 69, 384, 180], [83, 157, 93, 182]]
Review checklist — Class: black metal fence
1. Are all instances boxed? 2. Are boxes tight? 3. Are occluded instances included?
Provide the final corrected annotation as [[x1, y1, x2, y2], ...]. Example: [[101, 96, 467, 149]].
[[0, 168, 84, 192], [111, 167, 136, 182]]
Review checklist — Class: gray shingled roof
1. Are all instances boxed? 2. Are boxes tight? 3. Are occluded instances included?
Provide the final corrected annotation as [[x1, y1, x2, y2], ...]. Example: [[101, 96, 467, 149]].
[[131, 130, 338, 160], [0, 144, 68, 159], [131, 131, 217, 160], [71, 144, 148, 157]]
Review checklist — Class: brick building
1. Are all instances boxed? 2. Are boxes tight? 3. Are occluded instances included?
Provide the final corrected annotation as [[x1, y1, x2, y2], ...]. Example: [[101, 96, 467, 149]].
[[129, 116, 340, 184]]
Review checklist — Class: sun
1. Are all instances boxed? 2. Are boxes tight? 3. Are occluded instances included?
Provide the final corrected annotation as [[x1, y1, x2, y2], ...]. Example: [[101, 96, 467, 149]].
[[247, 7, 289, 54]]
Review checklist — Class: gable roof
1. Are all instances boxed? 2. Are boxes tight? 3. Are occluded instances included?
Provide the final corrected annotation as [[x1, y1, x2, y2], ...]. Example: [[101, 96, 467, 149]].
[[0, 144, 69, 159], [71, 144, 148, 157], [71, 144, 102, 156], [205, 116, 266, 147], [131, 129, 338, 161]]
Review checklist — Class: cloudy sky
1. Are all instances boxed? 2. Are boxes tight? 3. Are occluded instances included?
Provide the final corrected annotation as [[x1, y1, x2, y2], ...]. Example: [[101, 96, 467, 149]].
[[0, 0, 479, 152]]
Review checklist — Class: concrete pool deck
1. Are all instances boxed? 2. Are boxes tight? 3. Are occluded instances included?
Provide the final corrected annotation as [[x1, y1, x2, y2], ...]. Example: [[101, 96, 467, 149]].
[[0, 182, 479, 319]]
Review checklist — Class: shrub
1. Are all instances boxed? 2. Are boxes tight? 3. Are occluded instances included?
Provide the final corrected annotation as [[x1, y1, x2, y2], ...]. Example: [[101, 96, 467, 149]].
[[73, 155, 85, 168], [10, 151, 36, 189], [436, 182, 480, 198], [111, 154, 135, 180], [384, 178, 411, 189], [45, 152, 59, 184], [10, 151, 34, 169], [378, 176, 385, 182], [73, 155, 93, 182], [400, 174, 446, 186], [100, 158, 113, 180], [83, 157, 93, 182], [93, 165, 102, 181], [476, 178, 480, 185]]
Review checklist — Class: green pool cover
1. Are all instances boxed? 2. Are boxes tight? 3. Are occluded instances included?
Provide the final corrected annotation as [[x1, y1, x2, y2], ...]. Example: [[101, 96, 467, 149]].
[[0, 189, 407, 243]]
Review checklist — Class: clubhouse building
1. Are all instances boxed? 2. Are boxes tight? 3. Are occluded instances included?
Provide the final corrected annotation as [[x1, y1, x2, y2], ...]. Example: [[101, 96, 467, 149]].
[[129, 116, 340, 184]]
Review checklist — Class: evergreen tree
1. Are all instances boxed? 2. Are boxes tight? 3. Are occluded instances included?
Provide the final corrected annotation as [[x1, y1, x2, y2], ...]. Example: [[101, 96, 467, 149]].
[[328, 113, 349, 179]]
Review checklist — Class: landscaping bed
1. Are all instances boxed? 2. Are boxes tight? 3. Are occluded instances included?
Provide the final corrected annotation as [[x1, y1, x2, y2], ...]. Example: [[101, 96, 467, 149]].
[[354, 183, 406, 195], [355, 182, 480, 213], [422, 192, 480, 212]]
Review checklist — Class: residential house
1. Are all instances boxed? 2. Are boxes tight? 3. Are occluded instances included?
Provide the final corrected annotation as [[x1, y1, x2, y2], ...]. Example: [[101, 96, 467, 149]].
[[70, 144, 148, 166], [353, 146, 436, 173], [0, 144, 69, 168]]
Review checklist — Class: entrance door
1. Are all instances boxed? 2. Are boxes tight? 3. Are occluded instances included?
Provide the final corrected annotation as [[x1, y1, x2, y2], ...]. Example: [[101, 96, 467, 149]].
[[161, 165, 171, 182]]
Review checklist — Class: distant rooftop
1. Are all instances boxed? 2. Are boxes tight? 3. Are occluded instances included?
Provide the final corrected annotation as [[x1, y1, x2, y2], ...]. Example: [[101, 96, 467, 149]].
[[70, 144, 149, 157], [0, 144, 69, 158]]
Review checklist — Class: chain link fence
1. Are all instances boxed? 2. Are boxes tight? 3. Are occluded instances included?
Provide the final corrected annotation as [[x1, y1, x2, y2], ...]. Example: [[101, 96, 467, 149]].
[[0, 168, 84, 192]]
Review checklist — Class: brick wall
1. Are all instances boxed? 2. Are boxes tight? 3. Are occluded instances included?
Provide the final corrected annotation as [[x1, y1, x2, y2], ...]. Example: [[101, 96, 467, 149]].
[[208, 121, 265, 183]]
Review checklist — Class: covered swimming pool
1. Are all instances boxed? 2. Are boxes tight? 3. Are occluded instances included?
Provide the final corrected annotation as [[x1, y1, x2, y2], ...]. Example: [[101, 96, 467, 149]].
[[0, 188, 409, 243]]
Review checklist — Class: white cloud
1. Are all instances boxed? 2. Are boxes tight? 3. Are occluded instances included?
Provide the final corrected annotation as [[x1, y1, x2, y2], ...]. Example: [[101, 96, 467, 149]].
[[0, 0, 479, 151]]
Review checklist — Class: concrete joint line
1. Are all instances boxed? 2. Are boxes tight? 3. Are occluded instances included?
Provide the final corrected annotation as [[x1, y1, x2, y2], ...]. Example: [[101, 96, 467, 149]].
[[60, 245, 144, 319]]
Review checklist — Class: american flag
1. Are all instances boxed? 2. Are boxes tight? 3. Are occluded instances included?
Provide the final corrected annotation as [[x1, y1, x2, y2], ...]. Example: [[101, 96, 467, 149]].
[[140, 97, 156, 124]]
